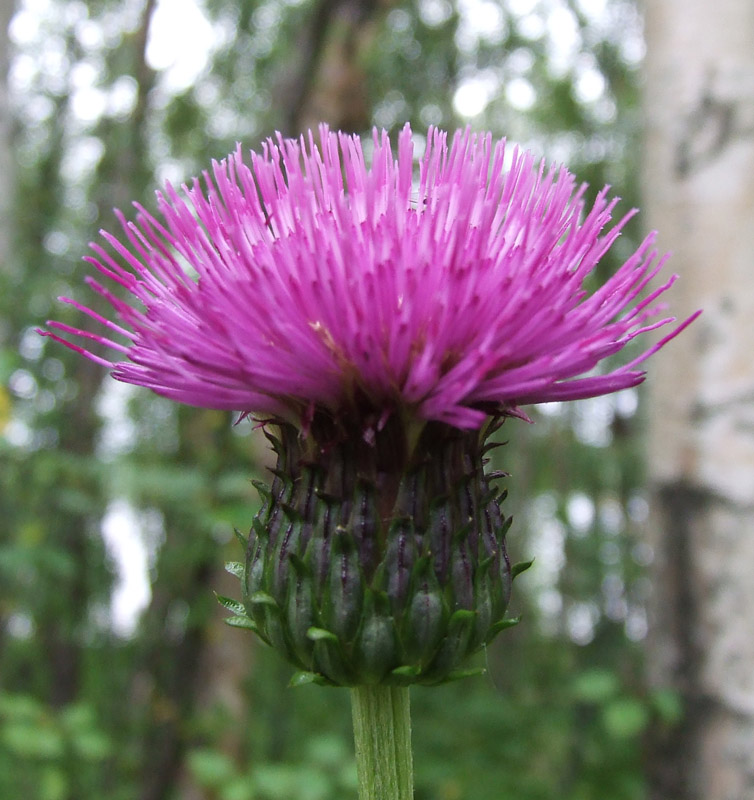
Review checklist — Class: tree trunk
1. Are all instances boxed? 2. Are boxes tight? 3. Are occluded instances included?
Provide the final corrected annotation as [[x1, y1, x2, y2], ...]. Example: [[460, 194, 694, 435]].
[[643, 2, 754, 798], [283, 0, 380, 135]]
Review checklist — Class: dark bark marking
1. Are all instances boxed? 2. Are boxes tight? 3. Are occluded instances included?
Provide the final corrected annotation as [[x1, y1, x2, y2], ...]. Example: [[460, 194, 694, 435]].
[[675, 87, 735, 178], [646, 481, 712, 800]]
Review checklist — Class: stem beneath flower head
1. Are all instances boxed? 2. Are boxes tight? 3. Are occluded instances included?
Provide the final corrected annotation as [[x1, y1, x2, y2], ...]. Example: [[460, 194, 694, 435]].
[[350, 685, 414, 800]]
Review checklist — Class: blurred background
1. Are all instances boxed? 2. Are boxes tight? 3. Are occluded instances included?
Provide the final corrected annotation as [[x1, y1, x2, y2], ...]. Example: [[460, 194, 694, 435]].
[[1, 1, 751, 799]]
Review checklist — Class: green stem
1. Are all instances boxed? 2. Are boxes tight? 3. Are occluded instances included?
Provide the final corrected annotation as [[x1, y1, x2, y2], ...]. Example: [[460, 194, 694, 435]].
[[350, 685, 414, 800]]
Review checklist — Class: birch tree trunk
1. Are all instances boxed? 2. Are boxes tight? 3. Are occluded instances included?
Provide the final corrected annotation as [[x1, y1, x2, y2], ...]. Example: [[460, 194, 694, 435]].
[[643, 2, 754, 798]]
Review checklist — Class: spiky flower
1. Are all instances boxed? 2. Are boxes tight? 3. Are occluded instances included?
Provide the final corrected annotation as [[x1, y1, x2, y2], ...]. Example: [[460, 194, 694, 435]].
[[41, 125, 697, 685]]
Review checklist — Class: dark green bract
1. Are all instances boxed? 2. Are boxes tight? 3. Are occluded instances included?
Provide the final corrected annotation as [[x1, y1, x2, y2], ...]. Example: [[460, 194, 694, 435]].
[[221, 415, 527, 687]]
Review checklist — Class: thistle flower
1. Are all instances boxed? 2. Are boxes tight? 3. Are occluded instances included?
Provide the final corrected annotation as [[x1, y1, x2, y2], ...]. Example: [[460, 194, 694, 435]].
[[41, 125, 698, 686]]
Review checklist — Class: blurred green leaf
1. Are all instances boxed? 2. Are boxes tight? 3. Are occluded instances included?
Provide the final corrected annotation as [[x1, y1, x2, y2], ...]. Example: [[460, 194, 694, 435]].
[[253, 764, 299, 799], [602, 698, 650, 740], [304, 733, 350, 769], [187, 748, 238, 789], [0, 692, 44, 720], [572, 668, 621, 703], [72, 730, 112, 761], [59, 703, 95, 732], [222, 774, 256, 800], [2, 722, 65, 759], [651, 688, 684, 725], [39, 766, 68, 800]]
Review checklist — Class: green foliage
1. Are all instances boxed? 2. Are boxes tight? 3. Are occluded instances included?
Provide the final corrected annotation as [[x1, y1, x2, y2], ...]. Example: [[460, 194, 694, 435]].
[[0, 692, 112, 800], [186, 733, 358, 800]]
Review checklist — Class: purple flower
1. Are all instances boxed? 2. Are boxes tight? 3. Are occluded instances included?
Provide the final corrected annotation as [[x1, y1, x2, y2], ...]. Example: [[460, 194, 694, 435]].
[[41, 124, 698, 430], [39, 124, 701, 685]]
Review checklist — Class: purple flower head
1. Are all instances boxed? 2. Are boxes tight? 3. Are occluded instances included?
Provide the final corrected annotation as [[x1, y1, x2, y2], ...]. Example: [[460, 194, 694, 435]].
[[39, 124, 701, 685], [41, 124, 698, 431]]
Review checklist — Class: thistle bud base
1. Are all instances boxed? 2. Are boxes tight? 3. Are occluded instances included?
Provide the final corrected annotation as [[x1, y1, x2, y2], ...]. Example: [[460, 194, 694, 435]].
[[228, 416, 520, 687]]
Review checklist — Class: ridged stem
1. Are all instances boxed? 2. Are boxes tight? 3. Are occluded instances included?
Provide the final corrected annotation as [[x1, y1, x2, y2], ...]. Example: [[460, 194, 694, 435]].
[[350, 685, 414, 800]]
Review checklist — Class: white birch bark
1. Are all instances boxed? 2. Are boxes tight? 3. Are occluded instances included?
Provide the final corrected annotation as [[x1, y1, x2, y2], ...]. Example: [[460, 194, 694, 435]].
[[643, 1, 754, 797]]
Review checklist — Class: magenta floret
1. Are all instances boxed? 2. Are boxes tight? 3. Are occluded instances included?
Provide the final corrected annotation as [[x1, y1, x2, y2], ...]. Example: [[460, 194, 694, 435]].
[[41, 124, 699, 429]]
